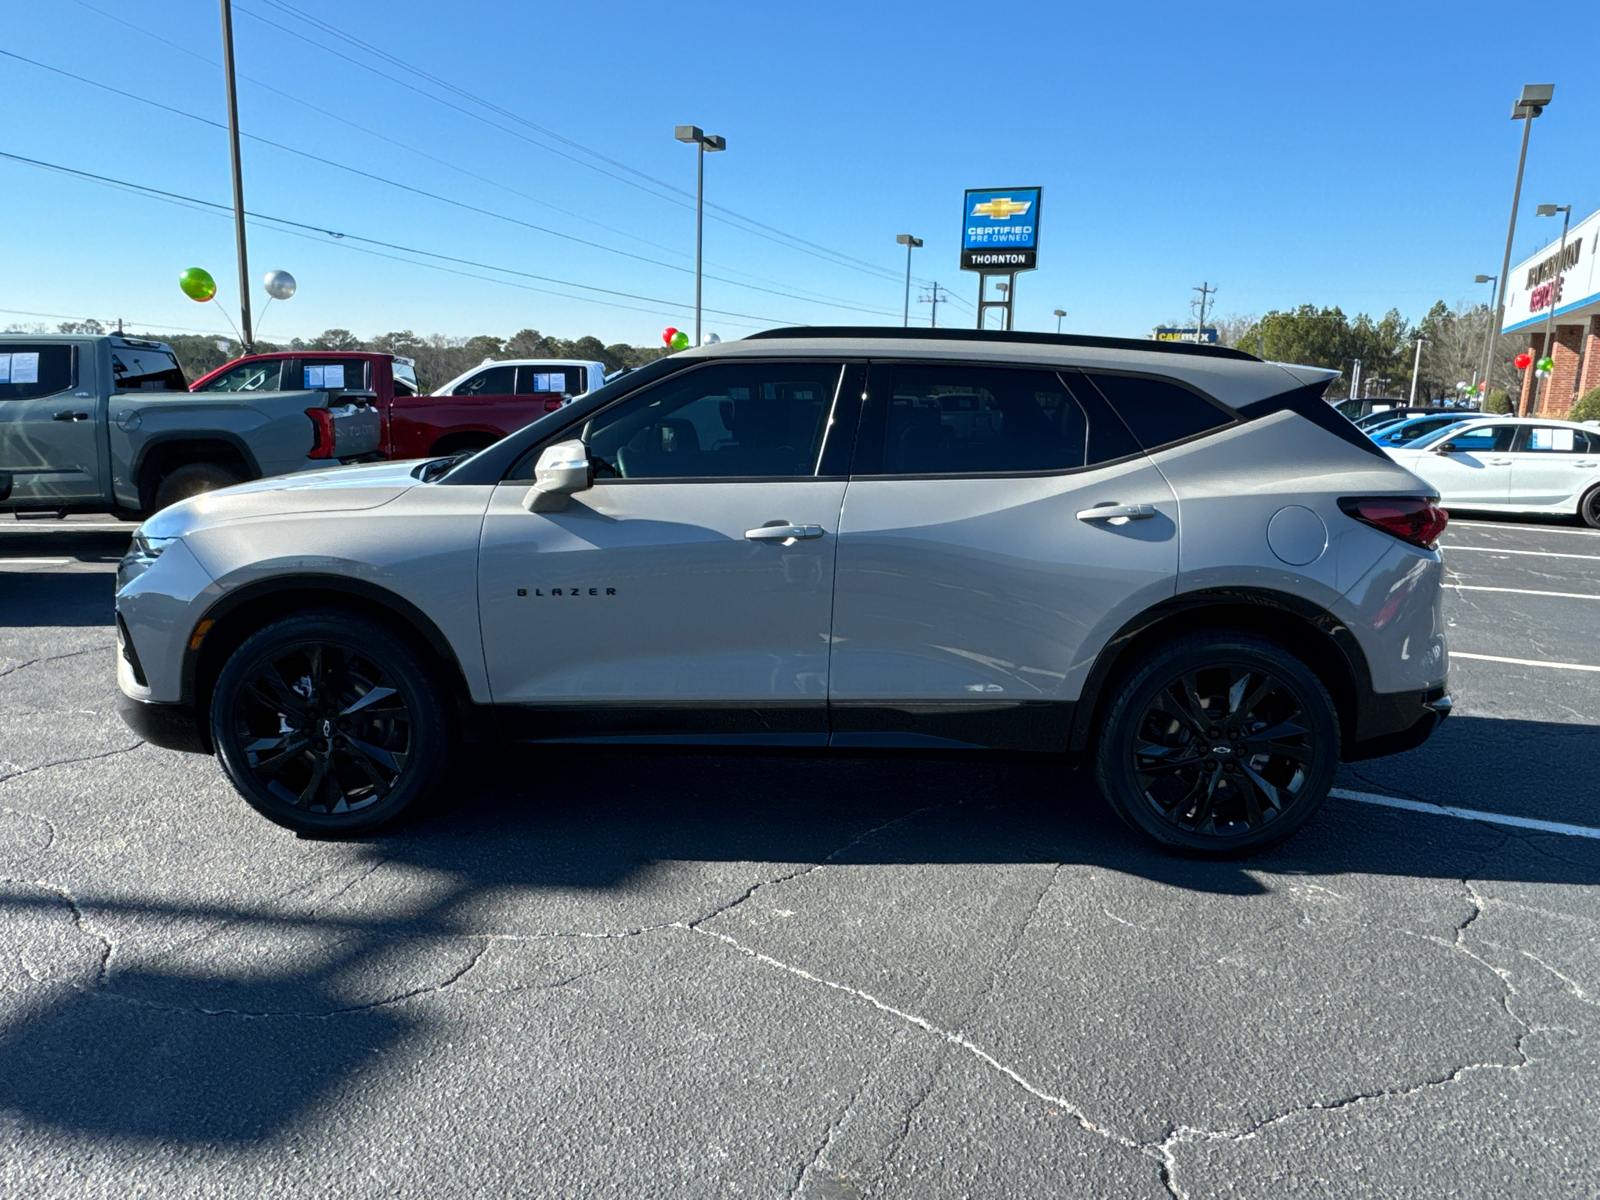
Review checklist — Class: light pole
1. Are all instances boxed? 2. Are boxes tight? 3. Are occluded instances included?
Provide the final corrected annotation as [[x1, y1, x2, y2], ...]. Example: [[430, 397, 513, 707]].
[[674, 125, 726, 347], [1473, 273, 1497, 402], [1409, 336, 1425, 404], [1053, 308, 1066, 334], [895, 234, 922, 327], [219, 0, 253, 352], [1533, 203, 1572, 415], [1486, 84, 1553, 413]]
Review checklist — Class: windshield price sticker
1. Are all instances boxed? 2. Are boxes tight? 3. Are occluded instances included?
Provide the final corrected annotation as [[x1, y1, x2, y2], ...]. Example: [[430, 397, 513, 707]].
[[961, 187, 1042, 271]]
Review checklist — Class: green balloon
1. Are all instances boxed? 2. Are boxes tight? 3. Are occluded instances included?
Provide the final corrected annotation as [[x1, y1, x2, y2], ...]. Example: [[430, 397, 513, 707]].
[[179, 267, 217, 302], [669, 330, 690, 351]]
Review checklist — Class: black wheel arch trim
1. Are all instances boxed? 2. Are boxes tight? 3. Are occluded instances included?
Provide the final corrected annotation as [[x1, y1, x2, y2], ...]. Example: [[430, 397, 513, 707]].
[[130, 431, 264, 503], [181, 574, 493, 752], [1068, 587, 1396, 760]]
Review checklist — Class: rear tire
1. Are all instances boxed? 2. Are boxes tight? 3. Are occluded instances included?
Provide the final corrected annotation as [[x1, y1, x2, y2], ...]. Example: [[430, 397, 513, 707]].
[[152, 462, 241, 511], [1093, 631, 1340, 858], [1580, 484, 1600, 530], [210, 611, 451, 836]]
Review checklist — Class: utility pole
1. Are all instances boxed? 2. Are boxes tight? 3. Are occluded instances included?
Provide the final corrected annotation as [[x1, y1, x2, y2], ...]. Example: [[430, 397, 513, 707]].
[[1191, 282, 1217, 343], [919, 281, 949, 328], [219, 0, 253, 352]]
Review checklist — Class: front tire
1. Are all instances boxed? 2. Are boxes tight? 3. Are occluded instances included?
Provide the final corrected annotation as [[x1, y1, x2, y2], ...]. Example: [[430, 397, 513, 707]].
[[152, 462, 242, 511], [1093, 631, 1340, 858], [1580, 484, 1600, 530], [210, 611, 450, 836]]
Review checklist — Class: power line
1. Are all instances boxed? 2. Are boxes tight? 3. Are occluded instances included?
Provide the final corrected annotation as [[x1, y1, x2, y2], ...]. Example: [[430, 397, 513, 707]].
[[238, 0, 918, 287], [0, 50, 907, 323], [0, 149, 803, 327]]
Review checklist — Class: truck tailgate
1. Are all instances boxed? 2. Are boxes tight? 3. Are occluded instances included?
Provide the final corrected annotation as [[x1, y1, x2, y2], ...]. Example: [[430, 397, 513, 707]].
[[327, 401, 382, 458]]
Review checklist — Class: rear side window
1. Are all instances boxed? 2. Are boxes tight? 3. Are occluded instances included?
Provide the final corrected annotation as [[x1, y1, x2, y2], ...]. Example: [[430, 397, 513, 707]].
[[112, 346, 186, 392], [860, 365, 1136, 476], [1518, 425, 1596, 453], [515, 366, 577, 395], [1084, 371, 1232, 450], [294, 359, 369, 392], [0, 345, 74, 400]]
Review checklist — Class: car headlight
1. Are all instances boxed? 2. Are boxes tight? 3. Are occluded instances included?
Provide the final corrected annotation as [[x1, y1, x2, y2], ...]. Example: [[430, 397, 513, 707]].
[[132, 532, 179, 559]]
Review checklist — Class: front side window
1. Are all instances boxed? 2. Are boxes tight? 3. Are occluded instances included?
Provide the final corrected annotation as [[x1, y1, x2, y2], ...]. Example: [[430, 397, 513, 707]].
[[867, 365, 1099, 475], [112, 346, 185, 392], [1382, 416, 1466, 445], [585, 361, 841, 480], [0, 345, 74, 400], [198, 359, 283, 392], [392, 361, 419, 397], [1084, 372, 1233, 450], [454, 365, 515, 396], [1437, 424, 1515, 454]]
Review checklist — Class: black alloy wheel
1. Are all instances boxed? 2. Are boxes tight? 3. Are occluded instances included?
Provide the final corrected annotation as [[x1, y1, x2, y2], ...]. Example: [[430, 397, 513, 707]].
[[211, 612, 449, 835], [1095, 632, 1339, 857], [1580, 484, 1600, 530]]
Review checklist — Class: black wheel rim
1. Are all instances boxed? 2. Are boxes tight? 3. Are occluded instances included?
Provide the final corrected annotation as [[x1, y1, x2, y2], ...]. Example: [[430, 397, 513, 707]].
[[1585, 490, 1600, 525], [1131, 664, 1317, 839], [231, 642, 412, 815]]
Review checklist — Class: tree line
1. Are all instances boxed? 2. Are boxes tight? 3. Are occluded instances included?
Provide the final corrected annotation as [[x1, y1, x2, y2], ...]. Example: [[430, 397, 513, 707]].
[[47, 320, 668, 393]]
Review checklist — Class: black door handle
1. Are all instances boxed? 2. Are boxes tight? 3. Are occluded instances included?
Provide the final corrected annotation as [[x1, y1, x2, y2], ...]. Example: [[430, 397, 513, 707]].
[[53, 411, 90, 422]]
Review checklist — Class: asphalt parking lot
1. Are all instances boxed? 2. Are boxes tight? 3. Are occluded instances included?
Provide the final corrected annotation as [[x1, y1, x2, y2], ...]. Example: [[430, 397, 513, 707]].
[[2, 512, 1597, 1198]]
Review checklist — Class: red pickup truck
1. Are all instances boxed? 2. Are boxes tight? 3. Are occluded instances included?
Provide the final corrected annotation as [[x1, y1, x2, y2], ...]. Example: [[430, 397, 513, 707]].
[[189, 350, 597, 460]]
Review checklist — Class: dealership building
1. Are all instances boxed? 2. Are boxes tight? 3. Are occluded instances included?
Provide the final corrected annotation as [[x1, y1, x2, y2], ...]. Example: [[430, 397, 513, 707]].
[[1502, 204, 1600, 416]]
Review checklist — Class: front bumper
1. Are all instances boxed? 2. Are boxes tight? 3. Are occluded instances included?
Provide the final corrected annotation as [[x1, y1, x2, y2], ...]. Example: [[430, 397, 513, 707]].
[[117, 691, 210, 755], [1344, 685, 1451, 762]]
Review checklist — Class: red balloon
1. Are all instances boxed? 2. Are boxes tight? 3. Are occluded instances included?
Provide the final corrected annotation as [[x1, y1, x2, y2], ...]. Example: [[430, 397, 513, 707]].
[[1514, 352, 1532, 370], [662, 327, 678, 346]]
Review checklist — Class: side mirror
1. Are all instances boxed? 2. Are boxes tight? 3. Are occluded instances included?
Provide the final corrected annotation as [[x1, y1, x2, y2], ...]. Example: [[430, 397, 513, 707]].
[[1433, 441, 1457, 455], [522, 439, 592, 512]]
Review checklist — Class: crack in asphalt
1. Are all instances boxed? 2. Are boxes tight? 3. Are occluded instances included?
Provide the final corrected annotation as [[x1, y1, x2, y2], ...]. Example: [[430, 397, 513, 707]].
[[0, 645, 112, 680], [0, 740, 145, 786], [0, 803, 58, 854]]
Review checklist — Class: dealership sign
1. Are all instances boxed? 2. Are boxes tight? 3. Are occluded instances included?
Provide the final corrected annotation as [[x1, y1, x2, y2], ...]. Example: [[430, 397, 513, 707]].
[[961, 187, 1041, 271], [1153, 327, 1219, 344]]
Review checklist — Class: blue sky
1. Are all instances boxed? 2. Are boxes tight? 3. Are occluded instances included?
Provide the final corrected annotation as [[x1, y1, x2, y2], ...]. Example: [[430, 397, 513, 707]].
[[3, 0, 1596, 347]]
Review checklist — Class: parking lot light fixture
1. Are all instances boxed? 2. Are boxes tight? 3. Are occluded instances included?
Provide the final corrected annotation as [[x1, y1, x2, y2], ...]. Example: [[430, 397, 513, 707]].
[[675, 125, 726, 347], [1488, 85, 1553, 413], [1053, 308, 1066, 333], [896, 235, 923, 327]]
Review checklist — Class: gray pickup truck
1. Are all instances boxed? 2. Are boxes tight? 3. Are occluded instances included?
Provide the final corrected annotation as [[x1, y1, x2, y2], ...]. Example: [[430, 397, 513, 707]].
[[0, 333, 380, 515]]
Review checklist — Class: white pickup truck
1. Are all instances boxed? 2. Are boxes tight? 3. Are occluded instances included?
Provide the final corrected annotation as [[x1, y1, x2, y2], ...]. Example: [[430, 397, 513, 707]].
[[0, 333, 381, 514]]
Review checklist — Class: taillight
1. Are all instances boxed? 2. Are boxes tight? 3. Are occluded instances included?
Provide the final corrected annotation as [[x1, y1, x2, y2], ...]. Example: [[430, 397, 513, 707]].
[[306, 408, 335, 458], [542, 397, 562, 413], [1338, 496, 1448, 548]]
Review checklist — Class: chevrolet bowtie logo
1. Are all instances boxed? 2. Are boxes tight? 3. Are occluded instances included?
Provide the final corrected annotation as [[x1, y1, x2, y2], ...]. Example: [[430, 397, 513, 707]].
[[972, 197, 1032, 220]]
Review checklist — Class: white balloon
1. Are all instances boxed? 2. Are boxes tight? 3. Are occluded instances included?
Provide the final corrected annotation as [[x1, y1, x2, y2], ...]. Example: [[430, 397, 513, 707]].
[[701, 332, 721, 345], [263, 270, 297, 300]]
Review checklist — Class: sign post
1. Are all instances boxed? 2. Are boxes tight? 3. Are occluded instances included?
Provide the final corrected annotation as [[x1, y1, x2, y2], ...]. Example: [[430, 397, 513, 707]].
[[960, 187, 1041, 330]]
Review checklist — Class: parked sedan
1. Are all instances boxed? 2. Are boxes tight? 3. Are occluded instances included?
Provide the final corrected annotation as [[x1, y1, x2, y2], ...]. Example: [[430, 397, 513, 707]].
[[1383, 416, 1600, 527]]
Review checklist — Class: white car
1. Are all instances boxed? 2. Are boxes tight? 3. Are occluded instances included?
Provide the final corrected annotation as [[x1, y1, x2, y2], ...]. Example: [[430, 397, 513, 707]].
[[114, 329, 1452, 857], [432, 358, 605, 400], [1382, 416, 1600, 527]]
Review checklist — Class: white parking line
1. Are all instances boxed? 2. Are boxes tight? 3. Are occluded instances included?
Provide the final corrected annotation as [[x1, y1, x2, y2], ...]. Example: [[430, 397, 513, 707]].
[[1452, 651, 1600, 672], [1332, 788, 1600, 840], [1444, 545, 1600, 562], [0, 524, 135, 532], [0, 558, 71, 567], [1447, 520, 1600, 537], [1448, 584, 1600, 600]]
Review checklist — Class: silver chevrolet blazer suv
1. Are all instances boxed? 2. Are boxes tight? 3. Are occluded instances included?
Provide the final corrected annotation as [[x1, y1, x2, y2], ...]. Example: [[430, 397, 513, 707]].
[[114, 328, 1451, 857]]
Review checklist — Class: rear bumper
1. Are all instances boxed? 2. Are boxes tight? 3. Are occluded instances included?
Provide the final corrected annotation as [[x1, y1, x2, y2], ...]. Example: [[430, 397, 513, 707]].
[[117, 692, 210, 755], [1344, 685, 1451, 762]]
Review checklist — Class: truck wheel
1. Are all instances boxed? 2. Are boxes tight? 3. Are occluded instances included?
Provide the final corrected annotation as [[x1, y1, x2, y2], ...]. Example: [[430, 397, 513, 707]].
[[1580, 484, 1600, 530], [152, 463, 241, 511], [1093, 631, 1340, 859], [209, 610, 450, 836]]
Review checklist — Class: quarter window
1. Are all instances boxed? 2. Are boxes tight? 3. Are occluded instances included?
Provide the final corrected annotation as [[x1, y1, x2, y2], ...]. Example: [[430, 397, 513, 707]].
[[585, 362, 841, 480], [0, 345, 74, 401], [1084, 372, 1233, 450]]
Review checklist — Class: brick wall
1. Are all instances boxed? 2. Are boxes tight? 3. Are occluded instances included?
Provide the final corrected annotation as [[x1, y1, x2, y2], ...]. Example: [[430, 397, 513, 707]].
[[1539, 324, 1587, 417]]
